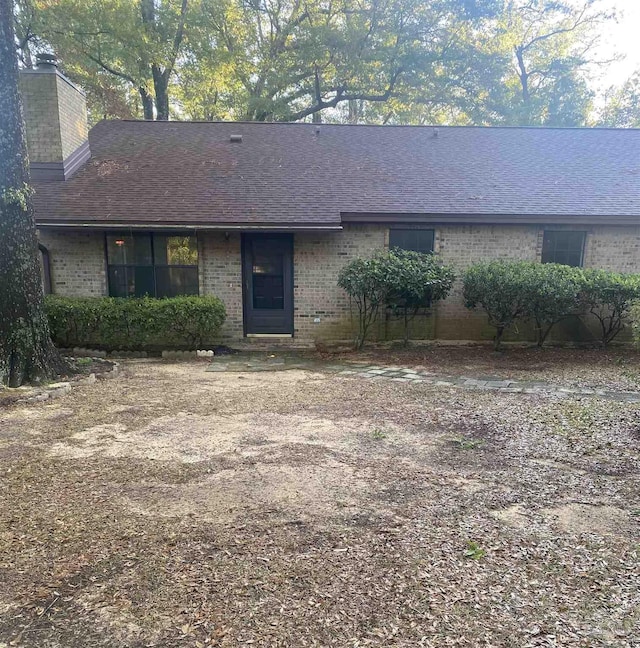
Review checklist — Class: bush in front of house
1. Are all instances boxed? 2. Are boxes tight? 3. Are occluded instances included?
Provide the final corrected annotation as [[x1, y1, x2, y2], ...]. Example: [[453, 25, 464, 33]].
[[629, 301, 640, 349], [580, 269, 640, 346], [464, 261, 640, 348], [338, 253, 390, 349], [463, 260, 535, 350], [463, 260, 585, 349], [385, 249, 455, 345], [522, 263, 584, 347], [337, 249, 455, 349], [45, 295, 226, 351]]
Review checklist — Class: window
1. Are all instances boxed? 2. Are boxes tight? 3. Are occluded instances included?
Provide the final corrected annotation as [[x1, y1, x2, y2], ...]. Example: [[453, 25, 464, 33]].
[[106, 233, 198, 297], [252, 251, 285, 310], [389, 229, 435, 254], [541, 231, 586, 267]]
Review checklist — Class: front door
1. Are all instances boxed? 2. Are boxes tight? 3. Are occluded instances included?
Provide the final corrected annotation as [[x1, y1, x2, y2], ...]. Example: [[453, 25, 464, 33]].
[[242, 234, 294, 335]]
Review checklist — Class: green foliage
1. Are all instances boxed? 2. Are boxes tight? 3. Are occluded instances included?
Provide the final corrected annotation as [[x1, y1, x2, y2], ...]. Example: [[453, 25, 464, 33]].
[[464, 541, 486, 560], [1, 184, 33, 211], [464, 261, 640, 348], [27, 0, 192, 121], [337, 253, 390, 350], [579, 269, 640, 347], [385, 249, 455, 345], [523, 263, 583, 346], [463, 260, 535, 350], [599, 73, 640, 128], [464, 260, 589, 348], [45, 296, 226, 350], [338, 249, 454, 349], [18, 0, 613, 126]]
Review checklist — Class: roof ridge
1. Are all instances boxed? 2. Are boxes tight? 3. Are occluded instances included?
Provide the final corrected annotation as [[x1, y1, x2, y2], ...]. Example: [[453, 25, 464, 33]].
[[109, 119, 640, 133]]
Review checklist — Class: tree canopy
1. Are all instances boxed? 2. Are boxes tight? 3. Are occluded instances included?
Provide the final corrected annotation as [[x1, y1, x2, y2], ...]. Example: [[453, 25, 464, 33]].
[[13, 0, 629, 126]]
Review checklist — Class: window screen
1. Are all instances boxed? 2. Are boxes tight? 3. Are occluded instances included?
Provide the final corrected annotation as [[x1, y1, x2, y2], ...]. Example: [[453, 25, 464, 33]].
[[106, 233, 199, 297], [389, 229, 435, 254], [541, 231, 586, 267]]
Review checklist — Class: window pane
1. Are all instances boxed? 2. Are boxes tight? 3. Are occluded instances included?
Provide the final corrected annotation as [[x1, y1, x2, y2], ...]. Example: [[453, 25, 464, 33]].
[[253, 253, 283, 276], [108, 266, 155, 297], [253, 275, 284, 309], [155, 267, 199, 297], [107, 234, 152, 265], [541, 231, 585, 267], [134, 266, 155, 296], [154, 235, 198, 265], [108, 266, 133, 297], [389, 229, 434, 254]]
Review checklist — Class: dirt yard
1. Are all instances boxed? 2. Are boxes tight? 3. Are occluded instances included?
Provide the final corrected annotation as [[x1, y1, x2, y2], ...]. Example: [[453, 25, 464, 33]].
[[0, 349, 639, 647]]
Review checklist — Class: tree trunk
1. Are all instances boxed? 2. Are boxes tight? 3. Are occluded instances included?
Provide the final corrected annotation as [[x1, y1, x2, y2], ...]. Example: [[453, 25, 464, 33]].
[[0, 0, 65, 387], [139, 86, 154, 120], [152, 66, 170, 120], [494, 325, 505, 351]]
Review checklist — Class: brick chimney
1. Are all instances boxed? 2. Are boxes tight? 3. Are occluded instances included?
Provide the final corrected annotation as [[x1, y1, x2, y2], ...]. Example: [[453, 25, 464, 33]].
[[19, 54, 90, 181]]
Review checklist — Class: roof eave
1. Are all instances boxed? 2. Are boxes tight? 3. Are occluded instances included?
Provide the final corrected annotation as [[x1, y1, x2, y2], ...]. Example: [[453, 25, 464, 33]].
[[36, 220, 343, 232], [341, 212, 640, 226]]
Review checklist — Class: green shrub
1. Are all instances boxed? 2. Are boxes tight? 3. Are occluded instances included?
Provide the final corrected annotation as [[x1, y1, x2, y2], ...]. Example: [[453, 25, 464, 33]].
[[463, 260, 536, 350], [45, 296, 226, 350], [464, 261, 593, 349], [338, 249, 454, 349], [338, 253, 390, 349], [630, 301, 640, 348], [464, 261, 640, 348], [523, 263, 583, 347], [384, 249, 455, 345], [579, 269, 640, 346]]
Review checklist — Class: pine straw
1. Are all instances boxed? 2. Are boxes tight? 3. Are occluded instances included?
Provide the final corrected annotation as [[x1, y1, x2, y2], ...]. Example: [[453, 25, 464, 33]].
[[0, 357, 638, 647]]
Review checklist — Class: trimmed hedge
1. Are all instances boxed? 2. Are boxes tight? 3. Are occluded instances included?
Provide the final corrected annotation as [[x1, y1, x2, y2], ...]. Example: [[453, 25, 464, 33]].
[[45, 296, 226, 350], [463, 260, 640, 348]]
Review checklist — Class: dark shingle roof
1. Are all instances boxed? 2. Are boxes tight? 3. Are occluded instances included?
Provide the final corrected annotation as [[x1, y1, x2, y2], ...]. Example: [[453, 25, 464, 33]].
[[33, 120, 640, 228]]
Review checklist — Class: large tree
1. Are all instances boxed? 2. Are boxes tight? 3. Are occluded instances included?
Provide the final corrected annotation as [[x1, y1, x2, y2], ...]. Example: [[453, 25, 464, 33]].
[[490, 0, 611, 126], [0, 0, 64, 386], [373, 0, 613, 127], [24, 0, 192, 120], [180, 0, 502, 122], [15, 0, 618, 125]]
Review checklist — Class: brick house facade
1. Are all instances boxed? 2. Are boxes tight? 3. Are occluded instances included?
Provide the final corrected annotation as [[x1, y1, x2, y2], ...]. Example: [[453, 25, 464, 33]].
[[37, 223, 640, 344], [25, 62, 640, 346]]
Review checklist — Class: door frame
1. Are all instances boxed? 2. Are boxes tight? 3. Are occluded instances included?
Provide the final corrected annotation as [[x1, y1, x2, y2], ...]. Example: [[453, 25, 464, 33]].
[[241, 233, 294, 336]]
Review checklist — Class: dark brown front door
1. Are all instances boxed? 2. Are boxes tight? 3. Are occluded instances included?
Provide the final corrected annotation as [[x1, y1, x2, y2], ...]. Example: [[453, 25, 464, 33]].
[[242, 234, 294, 335]]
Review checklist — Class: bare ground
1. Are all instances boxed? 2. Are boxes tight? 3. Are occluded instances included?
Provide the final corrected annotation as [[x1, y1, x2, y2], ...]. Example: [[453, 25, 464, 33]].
[[0, 350, 639, 647]]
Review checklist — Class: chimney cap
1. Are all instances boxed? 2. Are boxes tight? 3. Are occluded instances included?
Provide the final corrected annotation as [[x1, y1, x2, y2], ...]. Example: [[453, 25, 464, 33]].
[[36, 52, 58, 68]]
